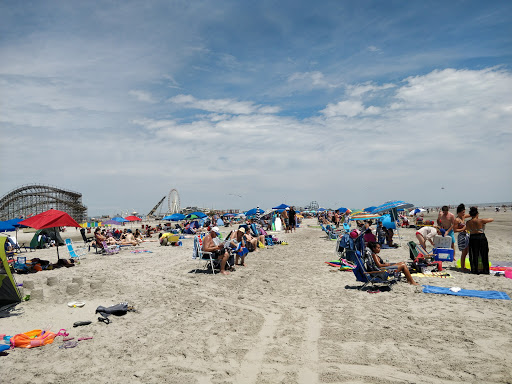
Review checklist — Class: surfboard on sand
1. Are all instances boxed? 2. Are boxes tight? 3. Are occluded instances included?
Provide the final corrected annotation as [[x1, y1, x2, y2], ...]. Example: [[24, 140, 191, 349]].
[[275, 217, 282, 231]]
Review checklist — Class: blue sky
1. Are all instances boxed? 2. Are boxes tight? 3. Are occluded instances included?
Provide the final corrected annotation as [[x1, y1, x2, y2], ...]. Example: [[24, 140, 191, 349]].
[[1, 0, 511, 216]]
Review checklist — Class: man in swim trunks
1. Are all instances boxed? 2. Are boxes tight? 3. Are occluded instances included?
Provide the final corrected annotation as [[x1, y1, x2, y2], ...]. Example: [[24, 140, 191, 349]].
[[437, 206, 455, 250], [202, 227, 230, 275]]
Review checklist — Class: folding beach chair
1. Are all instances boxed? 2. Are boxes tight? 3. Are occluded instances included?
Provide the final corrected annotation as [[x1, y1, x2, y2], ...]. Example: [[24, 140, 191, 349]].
[[101, 241, 120, 255], [192, 235, 217, 274], [65, 239, 87, 263], [352, 250, 399, 290]]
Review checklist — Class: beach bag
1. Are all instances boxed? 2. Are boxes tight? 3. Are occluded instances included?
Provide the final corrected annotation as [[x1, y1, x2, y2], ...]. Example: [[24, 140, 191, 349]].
[[258, 241, 265, 248], [11, 330, 57, 348]]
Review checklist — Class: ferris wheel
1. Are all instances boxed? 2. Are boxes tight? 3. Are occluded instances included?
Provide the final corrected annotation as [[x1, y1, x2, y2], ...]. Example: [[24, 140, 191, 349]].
[[168, 188, 181, 214]]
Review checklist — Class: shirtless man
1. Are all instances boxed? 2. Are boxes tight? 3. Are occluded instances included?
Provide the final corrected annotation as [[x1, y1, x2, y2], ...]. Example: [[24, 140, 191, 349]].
[[203, 227, 230, 275], [437, 206, 455, 250]]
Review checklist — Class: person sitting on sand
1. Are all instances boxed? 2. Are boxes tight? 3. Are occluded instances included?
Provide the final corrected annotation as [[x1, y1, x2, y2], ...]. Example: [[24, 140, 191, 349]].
[[202, 227, 230, 275], [415, 226, 444, 251], [134, 229, 144, 242], [229, 227, 249, 266], [366, 242, 419, 285], [120, 230, 139, 246]]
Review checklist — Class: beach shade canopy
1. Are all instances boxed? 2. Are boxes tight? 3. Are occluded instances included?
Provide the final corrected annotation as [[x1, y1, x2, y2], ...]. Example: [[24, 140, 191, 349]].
[[19, 209, 81, 230], [18, 209, 81, 260], [0, 236, 22, 312], [163, 213, 185, 221], [0, 221, 16, 232], [272, 203, 289, 210], [246, 207, 265, 216], [364, 206, 377, 213], [124, 215, 142, 221], [185, 212, 207, 219], [370, 201, 414, 214], [112, 217, 129, 223]]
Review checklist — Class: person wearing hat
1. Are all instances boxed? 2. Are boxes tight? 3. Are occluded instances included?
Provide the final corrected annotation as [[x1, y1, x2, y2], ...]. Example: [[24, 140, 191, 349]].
[[415, 226, 445, 251], [202, 227, 230, 275], [229, 227, 249, 266]]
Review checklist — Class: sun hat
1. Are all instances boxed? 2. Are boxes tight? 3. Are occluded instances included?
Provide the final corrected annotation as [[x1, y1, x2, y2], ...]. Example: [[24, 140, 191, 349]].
[[238, 227, 246, 233]]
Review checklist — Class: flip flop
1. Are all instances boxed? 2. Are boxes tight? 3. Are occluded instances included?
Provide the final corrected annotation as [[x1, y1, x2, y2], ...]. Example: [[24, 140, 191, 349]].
[[73, 321, 92, 327], [67, 301, 86, 308]]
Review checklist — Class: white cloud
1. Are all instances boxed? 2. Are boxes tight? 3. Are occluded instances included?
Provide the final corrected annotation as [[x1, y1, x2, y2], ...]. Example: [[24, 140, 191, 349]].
[[168, 94, 280, 115], [288, 71, 340, 89], [129, 90, 156, 103]]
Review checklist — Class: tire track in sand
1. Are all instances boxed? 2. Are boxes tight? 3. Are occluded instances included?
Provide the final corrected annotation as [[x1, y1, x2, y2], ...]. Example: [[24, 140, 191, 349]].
[[297, 307, 322, 384], [233, 311, 281, 384]]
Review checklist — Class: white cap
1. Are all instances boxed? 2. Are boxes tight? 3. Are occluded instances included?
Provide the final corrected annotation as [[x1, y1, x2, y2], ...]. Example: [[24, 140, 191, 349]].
[[211, 226, 220, 234]]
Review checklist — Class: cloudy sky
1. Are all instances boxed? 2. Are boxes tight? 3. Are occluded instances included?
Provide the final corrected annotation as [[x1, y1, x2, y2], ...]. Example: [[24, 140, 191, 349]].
[[1, 0, 511, 216]]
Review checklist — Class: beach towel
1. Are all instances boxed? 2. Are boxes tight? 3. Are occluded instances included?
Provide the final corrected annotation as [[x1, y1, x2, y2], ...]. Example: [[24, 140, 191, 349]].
[[411, 272, 453, 278], [422, 285, 511, 300], [130, 250, 153, 253]]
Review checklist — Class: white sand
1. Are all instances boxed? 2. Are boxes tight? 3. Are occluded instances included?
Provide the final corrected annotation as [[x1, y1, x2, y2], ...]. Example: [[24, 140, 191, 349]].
[[1, 211, 511, 383]]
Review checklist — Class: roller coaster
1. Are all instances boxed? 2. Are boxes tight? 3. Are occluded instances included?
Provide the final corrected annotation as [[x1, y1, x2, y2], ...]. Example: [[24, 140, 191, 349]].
[[0, 184, 88, 222]]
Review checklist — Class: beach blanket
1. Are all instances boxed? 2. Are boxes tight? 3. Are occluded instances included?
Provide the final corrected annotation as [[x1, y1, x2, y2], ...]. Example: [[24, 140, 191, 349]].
[[412, 272, 453, 278], [422, 285, 511, 300], [130, 250, 153, 253]]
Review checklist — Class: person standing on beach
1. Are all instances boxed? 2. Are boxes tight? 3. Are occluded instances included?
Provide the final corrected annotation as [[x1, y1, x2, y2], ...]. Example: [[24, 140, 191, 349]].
[[437, 206, 456, 251], [454, 203, 470, 272], [282, 208, 289, 233], [288, 206, 296, 232], [465, 207, 493, 275]]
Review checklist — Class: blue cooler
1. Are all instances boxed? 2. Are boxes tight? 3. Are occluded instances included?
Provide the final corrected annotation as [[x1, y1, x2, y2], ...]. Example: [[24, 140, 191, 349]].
[[433, 248, 454, 262]]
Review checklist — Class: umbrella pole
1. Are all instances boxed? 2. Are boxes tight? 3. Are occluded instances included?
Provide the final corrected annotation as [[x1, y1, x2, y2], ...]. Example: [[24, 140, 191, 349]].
[[55, 227, 60, 260]]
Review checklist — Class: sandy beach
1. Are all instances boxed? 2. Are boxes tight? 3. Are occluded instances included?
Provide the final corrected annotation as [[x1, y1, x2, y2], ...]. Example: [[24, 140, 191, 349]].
[[1, 210, 511, 383]]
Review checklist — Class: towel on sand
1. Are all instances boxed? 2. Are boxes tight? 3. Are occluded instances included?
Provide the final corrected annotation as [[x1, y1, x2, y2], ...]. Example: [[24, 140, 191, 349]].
[[422, 285, 510, 300]]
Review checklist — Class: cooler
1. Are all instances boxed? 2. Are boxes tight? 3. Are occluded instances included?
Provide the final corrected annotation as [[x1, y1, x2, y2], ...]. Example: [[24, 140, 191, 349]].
[[433, 248, 454, 262]]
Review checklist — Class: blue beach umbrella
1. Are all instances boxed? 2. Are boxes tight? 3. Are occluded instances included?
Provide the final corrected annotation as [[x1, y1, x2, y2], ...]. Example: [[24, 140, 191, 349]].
[[272, 203, 289, 210], [337, 207, 350, 213], [371, 201, 414, 214], [246, 208, 265, 216], [364, 206, 377, 213], [112, 217, 129, 223], [163, 213, 185, 221]]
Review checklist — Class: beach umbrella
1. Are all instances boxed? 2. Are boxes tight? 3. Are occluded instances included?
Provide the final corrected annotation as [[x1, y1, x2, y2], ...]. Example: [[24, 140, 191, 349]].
[[112, 217, 129, 223], [371, 200, 414, 214], [0, 221, 16, 232], [185, 212, 206, 219], [317, 208, 326, 212], [409, 208, 426, 216], [18, 209, 81, 260], [337, 207, 351, 213], [163, 213, 185, 221], [124, 215, 142, 221], [272, 203, 289, 210], [245, 208, 264, 216], [364, 206, 377, 213], [102, 219, 120, 225], [349, 213, 383, 221]]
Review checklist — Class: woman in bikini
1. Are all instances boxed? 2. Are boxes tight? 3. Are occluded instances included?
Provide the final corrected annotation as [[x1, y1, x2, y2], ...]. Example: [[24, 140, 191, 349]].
[[454, 203, 470, 272], [465, 207, 493, 275], [366, 242, 419, 285]]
